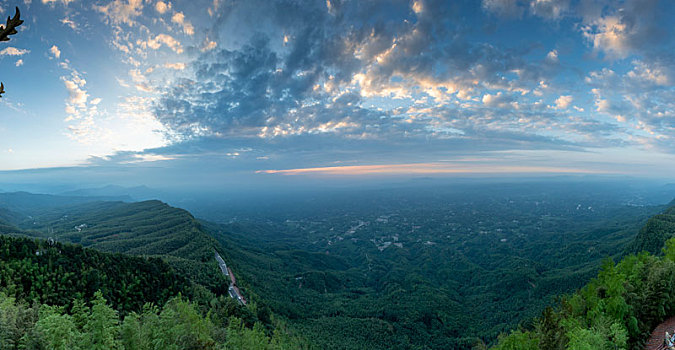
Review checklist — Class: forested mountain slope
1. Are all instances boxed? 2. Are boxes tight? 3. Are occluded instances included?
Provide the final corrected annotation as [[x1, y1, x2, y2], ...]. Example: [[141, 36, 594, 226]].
[[628, 202, 675, 255], [0, 235, 191, 314], [200, 189, 663, 350], [0, 190, 670, 349], [494, 202, 675, 350], [10, 200, 229, 294], [0, 234, 305, 349], [0, 199, 306, 349]]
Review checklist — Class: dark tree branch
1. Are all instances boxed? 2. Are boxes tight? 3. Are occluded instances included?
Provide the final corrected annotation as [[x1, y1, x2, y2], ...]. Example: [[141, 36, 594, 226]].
[[0, 7, 23, 42], [1, 7, 24, 98]]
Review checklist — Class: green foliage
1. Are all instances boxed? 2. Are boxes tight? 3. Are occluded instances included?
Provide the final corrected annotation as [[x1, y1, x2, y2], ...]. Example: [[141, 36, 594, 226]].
[[493, 330, 539, 350], [0, 235, 191, 315], [12, 200, 230, 295], [33, 306, 81, 350], [206, 196, 660, 349], [1, 189, 668, 349], [0, 290, 303, 350], [628, 206, 675, 255], [493, 238, 675, 350], [82, 291, 121, 349]]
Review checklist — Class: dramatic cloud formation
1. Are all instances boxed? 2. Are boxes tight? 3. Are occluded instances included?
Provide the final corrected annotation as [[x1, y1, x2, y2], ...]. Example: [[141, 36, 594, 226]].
[[0, 0, 673, 178]]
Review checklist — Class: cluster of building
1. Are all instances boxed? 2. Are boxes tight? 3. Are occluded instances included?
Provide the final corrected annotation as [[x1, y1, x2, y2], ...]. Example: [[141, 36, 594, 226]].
[[215, 251, 247, 305]]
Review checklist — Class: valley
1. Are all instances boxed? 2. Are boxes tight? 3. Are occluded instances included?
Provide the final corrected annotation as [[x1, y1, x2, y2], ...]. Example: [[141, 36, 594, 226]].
[[0, 181, 673, 349]]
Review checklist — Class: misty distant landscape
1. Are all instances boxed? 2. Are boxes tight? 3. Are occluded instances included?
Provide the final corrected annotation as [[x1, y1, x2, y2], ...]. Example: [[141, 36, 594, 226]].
[[0, 178, 673, 348]]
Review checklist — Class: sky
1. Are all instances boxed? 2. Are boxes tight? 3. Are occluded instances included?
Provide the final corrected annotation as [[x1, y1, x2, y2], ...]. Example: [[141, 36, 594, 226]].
[[0, 0, 674, 186]]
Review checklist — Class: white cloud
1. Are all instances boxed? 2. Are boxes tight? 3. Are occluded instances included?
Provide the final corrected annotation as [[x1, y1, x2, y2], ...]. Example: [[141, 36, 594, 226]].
[[412, 1, 423, 14], [63, 79, 88, 107], [546, 49, 558, 62], [95, 0, 144, 26], [582, 16, 631, 59], [529, 0, 569, 19], [202, 38, 217, 52], [145, 34, 183, 53], [129, 68, 147, 84], [128, 68, 155, 92], [627, 60, 670, 86], [164, 62, 186, 70], [171, 11, 194, 36], [554, 95, 572, 109], [481, 91, 514, 108], [60, 17, 78, 30], [155, 1, 171, 14], [42, 0, 75, 5], [50, 45, 61, 59], [0, 47, 30, 56], [15, 59, 23, 67], [208, 0, 223, 17]]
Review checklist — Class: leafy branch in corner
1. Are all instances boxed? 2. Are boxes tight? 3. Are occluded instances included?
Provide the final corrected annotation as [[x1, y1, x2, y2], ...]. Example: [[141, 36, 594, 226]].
[[0, 7, 24, 98]]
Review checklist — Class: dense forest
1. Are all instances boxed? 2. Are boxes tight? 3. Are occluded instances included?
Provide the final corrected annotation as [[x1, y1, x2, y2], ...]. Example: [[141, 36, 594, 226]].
[[0, 289, 303, 349], [627, 203, 675, 255], [0, 196, 305, 349], [200, 184, 666, 349], [494, 202, 675, 349], [6, 199, 229, 294], [0, 189, 672, 349]]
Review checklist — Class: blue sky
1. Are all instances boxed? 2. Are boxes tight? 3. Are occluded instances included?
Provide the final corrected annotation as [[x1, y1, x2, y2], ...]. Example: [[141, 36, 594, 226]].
[[0, 0, 673, 182]]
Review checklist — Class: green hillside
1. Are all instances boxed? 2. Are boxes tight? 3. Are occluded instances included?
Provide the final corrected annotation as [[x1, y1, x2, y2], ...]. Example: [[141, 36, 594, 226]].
[[11, 200, 229, 294], [628, 204, 675, 255], [0, 191, 670, 349], [0, 234, 191, 315], [0, 235, 304, 349], [0, 201, 306, 349], [201, 196, 661, 349], [494, 203, 675, 350]]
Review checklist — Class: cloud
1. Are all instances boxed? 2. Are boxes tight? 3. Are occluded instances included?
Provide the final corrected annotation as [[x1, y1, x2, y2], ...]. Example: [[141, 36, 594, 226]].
[[481, 0, 569, 19], [171, 11, 194, 36], [256, 162, 603, 176], [528, 0, 569, 19], [49, 45, 61, 59], [201, 38, 217, 52], [42, 0, 75, 5], [554, 95, 572, 110], [60, 17, 78, 31], [626, 60, 671, 87], [62, 78, 88, 107], [145, 33, 183, 53], [482, 0, 672, 62], [164, 62, 186, 70], [482, 92, 515, 108], [579, 0, 672, 60], [585, 58, 675, 152], [95, 0, 144, 26], [132, 0, 673, 169], [15, 59, 23, 67], [0, 47, 30, 56], [481, 0, 524, 18], [155, 1, 171, 14], [145, 1, 592, 152]]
